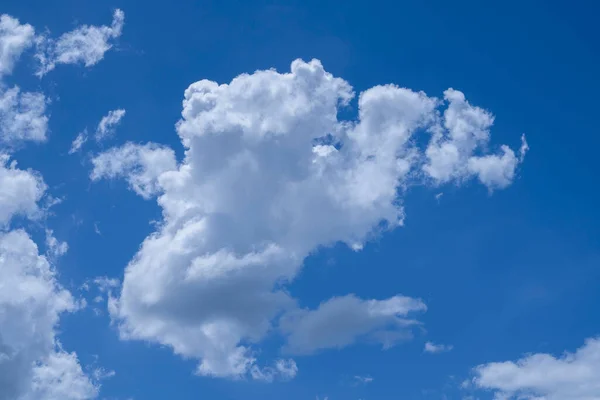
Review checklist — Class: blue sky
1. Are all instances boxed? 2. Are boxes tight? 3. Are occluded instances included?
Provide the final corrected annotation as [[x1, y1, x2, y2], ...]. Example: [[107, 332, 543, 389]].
[[1, 1, 599, 399]]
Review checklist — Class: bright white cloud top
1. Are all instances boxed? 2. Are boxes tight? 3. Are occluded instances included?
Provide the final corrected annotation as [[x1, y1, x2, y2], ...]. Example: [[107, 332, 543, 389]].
[[91, 59, 527, 379]]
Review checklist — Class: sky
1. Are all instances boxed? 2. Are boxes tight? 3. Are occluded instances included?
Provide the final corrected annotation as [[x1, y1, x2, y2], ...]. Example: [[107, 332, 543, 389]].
[[0, 0, 599, 399]]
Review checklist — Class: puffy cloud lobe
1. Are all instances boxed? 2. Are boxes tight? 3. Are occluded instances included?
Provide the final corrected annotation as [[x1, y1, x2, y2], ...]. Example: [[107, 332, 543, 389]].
[[280, 295, 427, 355], [0, 155, 46, 226], [0, 230, 98, 400], [0, 86, 48, 146], [423, 89, 527, 190], [95, 109, 126, 142], [28, 350, 98, 400], [0, 15, 34, 77], [0, 155, 97, 398], [97, 59, 525, 379], [472, 337, 600, 400], [36, 9, 124, 76], [91, 142, 177, 199]]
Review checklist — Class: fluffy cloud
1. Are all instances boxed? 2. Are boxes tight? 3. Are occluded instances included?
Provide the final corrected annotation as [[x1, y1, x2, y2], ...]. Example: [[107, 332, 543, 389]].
[[0, 155, 46, 226], [1, 11, 127, 148], [471, 337, 600, 400], [28, 350, 99, 400], [36, 9, 124, 76], [281, 295, 426, 355], [95, 109, 126, 142], [0, 86, 48, 146], [0, 230, 98, 400], [0, 15, 35, 77], [0, 10, 117, 399], [423, 89, 527, 190], [91, 142, 176, 199], [94, 59, 525, 379], [0, 15, 46, 148], [0, 156, 99, 399], [423, 342, 453, 354], [0, 54, 96, 398]]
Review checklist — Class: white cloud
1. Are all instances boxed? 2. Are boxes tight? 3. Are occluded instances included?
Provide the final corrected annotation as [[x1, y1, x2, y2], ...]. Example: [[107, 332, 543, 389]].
[[0, 230, 98, 400], [0, 16, 47, 147], [45, 229, 68, 259], [0, 155, 46, 226], [94, 59, 524, 379], [95, 109, 126, 142], [28, 349, 98, 400], [471, 337, 600, 400], [467, 145, 519, 190], [423, 89, 527, 190], [281, 295, 426, 355], [0, 126, 97, 398], [91, 142, 176, 199], [69, 131, 87, 154], [36, 9, 124, 76], [0, 86, 48, 146], [274, 359, 298, 380], [424, 341, 453, 354], [0, 15, 35, 77], [250, 359, 298, 382]]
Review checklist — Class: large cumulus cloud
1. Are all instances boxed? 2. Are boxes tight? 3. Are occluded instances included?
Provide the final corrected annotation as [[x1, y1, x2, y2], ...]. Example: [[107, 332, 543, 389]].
[[93, 59, 526, 379]]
